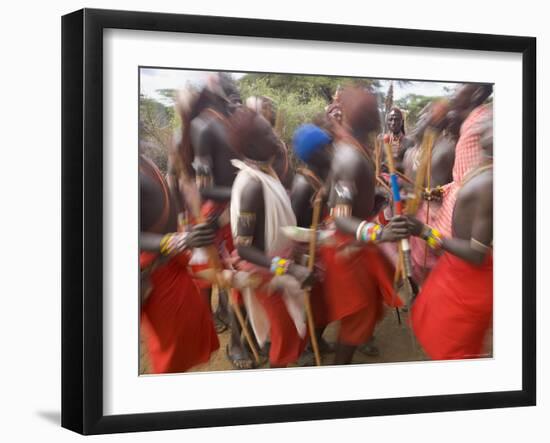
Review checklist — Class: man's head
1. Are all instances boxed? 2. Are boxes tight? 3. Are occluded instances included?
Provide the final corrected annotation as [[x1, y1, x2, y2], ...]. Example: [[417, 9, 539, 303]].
[[387, 108, 404, 135], [452, 83, 493, 110], [245, 96, 277, 127], [429, 99, 450, 130], [447, 83, 493, 136], [229, 108, 281, 162], [206, 72, 242, 110], [340, 86, 381, 136], [292, 124, 333, 171]]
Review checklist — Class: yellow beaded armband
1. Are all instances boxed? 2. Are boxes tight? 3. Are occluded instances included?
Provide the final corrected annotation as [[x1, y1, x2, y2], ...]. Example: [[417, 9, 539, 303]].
[[422, 225, 443, 250], [159, 233, 175, 256]]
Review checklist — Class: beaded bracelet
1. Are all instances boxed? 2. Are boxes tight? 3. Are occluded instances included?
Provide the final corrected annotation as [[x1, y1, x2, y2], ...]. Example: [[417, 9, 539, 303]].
[[356, 221, 382, 244], [270, 256, 292, 276], [421, 225, 443, 250], [159, 232, 188, 256]]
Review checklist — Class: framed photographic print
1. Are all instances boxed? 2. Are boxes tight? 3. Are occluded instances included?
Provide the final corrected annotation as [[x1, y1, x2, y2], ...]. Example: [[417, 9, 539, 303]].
[[61, 8, 536, 435]]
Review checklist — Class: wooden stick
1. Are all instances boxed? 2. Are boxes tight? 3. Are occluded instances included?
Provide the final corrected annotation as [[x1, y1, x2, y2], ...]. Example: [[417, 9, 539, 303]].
[[375, 138, 381, 179], [422, 130, 435, 280], [305, 194, 323, 366], [376, 176, 392, 194], [395, 170, 414, 185], [171, 136, 262, 364], [230, 295, 261, 364], [382, 139, 412, 280], [185, 172, 261, 365]]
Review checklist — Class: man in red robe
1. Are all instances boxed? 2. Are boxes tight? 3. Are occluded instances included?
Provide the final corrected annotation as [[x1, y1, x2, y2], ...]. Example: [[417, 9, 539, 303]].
[[407, 111, 493, 360], [409, 84, 493, 282], [322, 87, 408, 364], [140, 153, 219, 373]]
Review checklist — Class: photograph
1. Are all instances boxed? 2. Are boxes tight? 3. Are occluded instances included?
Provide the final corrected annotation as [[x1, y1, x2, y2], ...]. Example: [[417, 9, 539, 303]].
[[138, 68, 494, 375]]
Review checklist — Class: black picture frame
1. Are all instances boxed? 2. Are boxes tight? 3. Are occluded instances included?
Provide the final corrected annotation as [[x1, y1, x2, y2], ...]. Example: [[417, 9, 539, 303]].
[[61, 8, 536, 435]]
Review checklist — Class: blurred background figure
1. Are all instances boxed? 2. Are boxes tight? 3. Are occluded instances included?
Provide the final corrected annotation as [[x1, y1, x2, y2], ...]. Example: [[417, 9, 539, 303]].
[[377, 107, 414, 173]]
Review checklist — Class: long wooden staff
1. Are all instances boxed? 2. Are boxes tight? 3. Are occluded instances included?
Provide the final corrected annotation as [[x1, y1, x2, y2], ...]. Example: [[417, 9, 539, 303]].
[[304, 193, 323, 366], [422, 131, 435, 278], [405, 129, 435, 281], [382, 137, 415, 302], [199, 214, 262, 365]]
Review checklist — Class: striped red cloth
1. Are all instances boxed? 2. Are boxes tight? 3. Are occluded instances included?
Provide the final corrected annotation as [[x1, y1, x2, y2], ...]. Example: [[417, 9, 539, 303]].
[[411, 105, 492, 280]]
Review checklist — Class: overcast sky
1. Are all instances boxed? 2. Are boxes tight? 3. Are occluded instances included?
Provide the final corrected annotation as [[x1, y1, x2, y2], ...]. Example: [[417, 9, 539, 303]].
[[140, 67, 461, 105]]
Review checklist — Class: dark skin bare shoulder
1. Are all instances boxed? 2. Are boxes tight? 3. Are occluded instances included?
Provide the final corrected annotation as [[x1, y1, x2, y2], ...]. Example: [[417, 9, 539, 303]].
[[430, 136, 456, 187], [290, 173, 315, 228], [190, 115, 236, 200], [332, 144, 374, 220]]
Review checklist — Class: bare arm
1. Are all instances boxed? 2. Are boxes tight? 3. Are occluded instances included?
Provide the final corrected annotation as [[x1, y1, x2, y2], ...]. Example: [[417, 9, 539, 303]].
[[234, 179, 272, 269], [407, 177, 492, 265], [140, 224, 216, 255], [140, 232, 165, 252], [191, 120, 232, 202], [331, 148, 408, 242], [334, 214, 410, 243], [236, 178, 313, 286]]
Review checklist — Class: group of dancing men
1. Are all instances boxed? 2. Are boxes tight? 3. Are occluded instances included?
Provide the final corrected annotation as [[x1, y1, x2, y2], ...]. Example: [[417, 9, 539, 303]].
[[139, 73, 494, 373]]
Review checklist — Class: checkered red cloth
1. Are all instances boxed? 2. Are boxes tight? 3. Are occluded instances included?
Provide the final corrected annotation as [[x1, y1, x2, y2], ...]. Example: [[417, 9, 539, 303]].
[[411, 105, 491, 280]]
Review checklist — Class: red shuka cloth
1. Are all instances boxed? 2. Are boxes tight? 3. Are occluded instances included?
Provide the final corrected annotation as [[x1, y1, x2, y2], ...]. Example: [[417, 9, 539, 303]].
[[411, 251, 493, 360], [230, 255, 306, 366], [309, 282, 328, 328], [319, 238, 403, 345], [140, 251, 220, 373], [192, 200, 234, 290], [254, 288, 307, 367]]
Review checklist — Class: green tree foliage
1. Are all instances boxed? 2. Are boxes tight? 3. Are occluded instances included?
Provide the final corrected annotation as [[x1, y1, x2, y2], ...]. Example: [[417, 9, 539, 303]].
[[138, 72, 443, 173], [240, 73, 379, 104], [239, 74, 380, 159], [139, 93, 179, 173]]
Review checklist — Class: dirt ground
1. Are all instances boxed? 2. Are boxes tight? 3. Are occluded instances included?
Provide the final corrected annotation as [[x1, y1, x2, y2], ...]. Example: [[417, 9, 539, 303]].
[[140, 290, 429, 374], [194, 306, 426, 372]]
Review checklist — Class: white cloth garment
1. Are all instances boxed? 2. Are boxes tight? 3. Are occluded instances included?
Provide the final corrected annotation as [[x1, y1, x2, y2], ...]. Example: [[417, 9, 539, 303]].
[[230, 159, 306, 347]]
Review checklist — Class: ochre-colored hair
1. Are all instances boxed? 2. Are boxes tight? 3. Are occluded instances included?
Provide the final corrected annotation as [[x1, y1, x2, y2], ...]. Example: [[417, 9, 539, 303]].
[[340, 87, 381, 134], [228, 108, 265, 159]]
